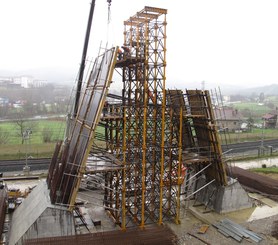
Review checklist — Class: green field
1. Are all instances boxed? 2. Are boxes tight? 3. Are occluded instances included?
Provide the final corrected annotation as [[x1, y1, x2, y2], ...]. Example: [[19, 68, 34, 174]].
[[233, 102, 270, 112], [0, 119, 66, 144], [0, 119, 66, 159], [1, 117, 278, 159], [232, 101, 278, 119], [0, 143, 57, 160], [0, 119, 106, 159], [251, 167, 278, 174], [221, 128, 278, 144]]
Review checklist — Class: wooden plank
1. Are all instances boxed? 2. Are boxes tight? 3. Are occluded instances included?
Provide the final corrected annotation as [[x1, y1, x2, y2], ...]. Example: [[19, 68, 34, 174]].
[[198, 224, 210, 234]]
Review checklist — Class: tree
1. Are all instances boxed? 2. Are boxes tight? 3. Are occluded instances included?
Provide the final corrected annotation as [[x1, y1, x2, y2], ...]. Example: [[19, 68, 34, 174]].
[[247, 116, 254, 132], [0, 127, 9, 144], [259, 92, 265, 103], [22, 101, 35, 116], [42, 127, 53, 143], [13, 113, 37, 144], [0, 104, 9, 118], [266, 102, 275, 110]]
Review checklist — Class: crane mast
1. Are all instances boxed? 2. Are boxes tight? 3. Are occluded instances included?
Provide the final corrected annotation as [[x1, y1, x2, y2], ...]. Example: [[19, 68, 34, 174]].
[[73, 0, 112, 117]]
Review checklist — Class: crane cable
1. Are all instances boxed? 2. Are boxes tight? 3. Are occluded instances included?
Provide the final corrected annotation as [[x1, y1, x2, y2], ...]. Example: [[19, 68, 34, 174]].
[[106, 0, 112, 49], [107, 0, 112, 24]]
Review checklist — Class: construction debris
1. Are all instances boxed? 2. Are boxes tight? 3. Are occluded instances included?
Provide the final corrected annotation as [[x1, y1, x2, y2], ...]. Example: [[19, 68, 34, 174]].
[[187, 232, 211, 245], [213, 218, 263, 243], [198, 224, 210, 234], [271, 220, 278, 239]]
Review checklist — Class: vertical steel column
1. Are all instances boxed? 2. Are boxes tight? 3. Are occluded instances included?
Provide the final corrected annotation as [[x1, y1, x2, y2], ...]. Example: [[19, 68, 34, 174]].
[[150, 20, 158, 221], [158, 12, 167, 225], [121, 105, 127, 230], [175, 106, 183, 224]]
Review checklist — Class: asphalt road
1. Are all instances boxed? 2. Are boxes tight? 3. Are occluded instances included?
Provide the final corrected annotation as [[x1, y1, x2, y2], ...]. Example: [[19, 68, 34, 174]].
[[1, 139, 278, 172], [222, 139, 278, 154], [0, 158, 51, 172]]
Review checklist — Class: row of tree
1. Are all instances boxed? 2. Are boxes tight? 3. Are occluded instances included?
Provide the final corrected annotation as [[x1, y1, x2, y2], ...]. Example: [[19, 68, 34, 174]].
[[0, 84, 72, 119], [0, 114, 60, 145]]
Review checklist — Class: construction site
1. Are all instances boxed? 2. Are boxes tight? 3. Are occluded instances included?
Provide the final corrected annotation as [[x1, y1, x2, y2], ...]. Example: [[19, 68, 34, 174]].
[[1, 2, 278, 245]]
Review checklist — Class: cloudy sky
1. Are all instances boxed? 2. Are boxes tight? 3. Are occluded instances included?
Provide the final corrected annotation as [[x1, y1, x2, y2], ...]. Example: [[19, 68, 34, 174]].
[[1, 0, 278, 89]]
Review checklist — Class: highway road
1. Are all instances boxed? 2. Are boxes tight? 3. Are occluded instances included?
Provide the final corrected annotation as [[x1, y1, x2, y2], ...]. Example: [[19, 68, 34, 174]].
[[0, 158, 51, 172], [222, 139, 278, 154], [1, 139, 278, 172]]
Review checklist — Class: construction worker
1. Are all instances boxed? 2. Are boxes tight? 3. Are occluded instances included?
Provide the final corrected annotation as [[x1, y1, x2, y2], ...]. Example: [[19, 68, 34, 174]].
[[117, 47, 123, 60], [121, 45, 131, 58], [103, 101, 108, 117]]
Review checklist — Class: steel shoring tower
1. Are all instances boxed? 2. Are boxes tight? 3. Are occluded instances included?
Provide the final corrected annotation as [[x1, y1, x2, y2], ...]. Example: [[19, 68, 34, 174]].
[[104, 7, 182, 229]]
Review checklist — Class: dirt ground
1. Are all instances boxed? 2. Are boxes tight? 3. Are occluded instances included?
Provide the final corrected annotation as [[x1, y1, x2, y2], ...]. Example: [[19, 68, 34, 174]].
[[256, 172, 278, 181], [167, 205, 278, 245], [168, 173, 278, 245], [81, 188, 278, 245], [5, 174, 278, 244]]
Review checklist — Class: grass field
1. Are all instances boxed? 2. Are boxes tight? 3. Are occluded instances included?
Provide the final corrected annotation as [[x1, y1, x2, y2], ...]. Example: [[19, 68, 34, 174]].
[[1, 118, 278, 159], [233, 102, 271, 112], [0, 143, 57, 160], [0, 119, 105, 159], [0, 119, 66, 144], [0, 119, 66, 159], [220, 128, 278, 144], [251, 167, 278, 174], [232, 102, 273, 119]]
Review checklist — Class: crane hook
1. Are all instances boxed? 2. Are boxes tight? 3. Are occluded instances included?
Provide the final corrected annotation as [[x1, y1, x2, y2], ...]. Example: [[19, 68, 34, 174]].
[[107, 0, 112, 23]]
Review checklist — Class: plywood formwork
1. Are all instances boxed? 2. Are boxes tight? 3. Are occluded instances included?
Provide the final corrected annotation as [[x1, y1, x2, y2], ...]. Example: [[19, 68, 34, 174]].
[[167, 89, 227, 205], [47, 47, 118, 209], [185, 89, 227, 186]]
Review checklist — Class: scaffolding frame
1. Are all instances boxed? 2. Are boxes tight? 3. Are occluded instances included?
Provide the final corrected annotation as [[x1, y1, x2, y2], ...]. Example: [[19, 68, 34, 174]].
[[105, 7, 183, 229]]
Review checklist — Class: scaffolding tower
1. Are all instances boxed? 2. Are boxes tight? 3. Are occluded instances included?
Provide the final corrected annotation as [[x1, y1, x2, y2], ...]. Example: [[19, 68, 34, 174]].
[[103, 7, 184, 229]]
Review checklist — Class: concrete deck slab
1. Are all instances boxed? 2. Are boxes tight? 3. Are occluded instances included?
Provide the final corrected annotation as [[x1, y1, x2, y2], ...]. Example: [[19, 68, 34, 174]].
[[9, 180, 75, 245]]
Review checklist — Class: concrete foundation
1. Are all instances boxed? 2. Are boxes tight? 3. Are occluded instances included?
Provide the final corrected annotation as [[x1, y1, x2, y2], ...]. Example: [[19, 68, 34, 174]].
[[9, 181, 75, 245], [195, 177, 253, 213]]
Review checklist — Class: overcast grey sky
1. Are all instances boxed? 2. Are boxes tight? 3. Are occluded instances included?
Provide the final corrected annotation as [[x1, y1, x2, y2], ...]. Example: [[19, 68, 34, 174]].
[[1, 0, 278, 89]]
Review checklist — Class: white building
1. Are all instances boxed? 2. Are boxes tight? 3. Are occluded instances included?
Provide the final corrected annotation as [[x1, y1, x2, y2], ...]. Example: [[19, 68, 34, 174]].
[[13, 76, 47, 88]]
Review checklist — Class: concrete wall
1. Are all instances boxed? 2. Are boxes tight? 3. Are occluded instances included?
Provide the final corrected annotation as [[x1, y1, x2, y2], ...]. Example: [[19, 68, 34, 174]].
[[8, 181, 75, 245], [196, 177, 252, 213], [17, 208, 75, 245], [213, 180, 253, 213]]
